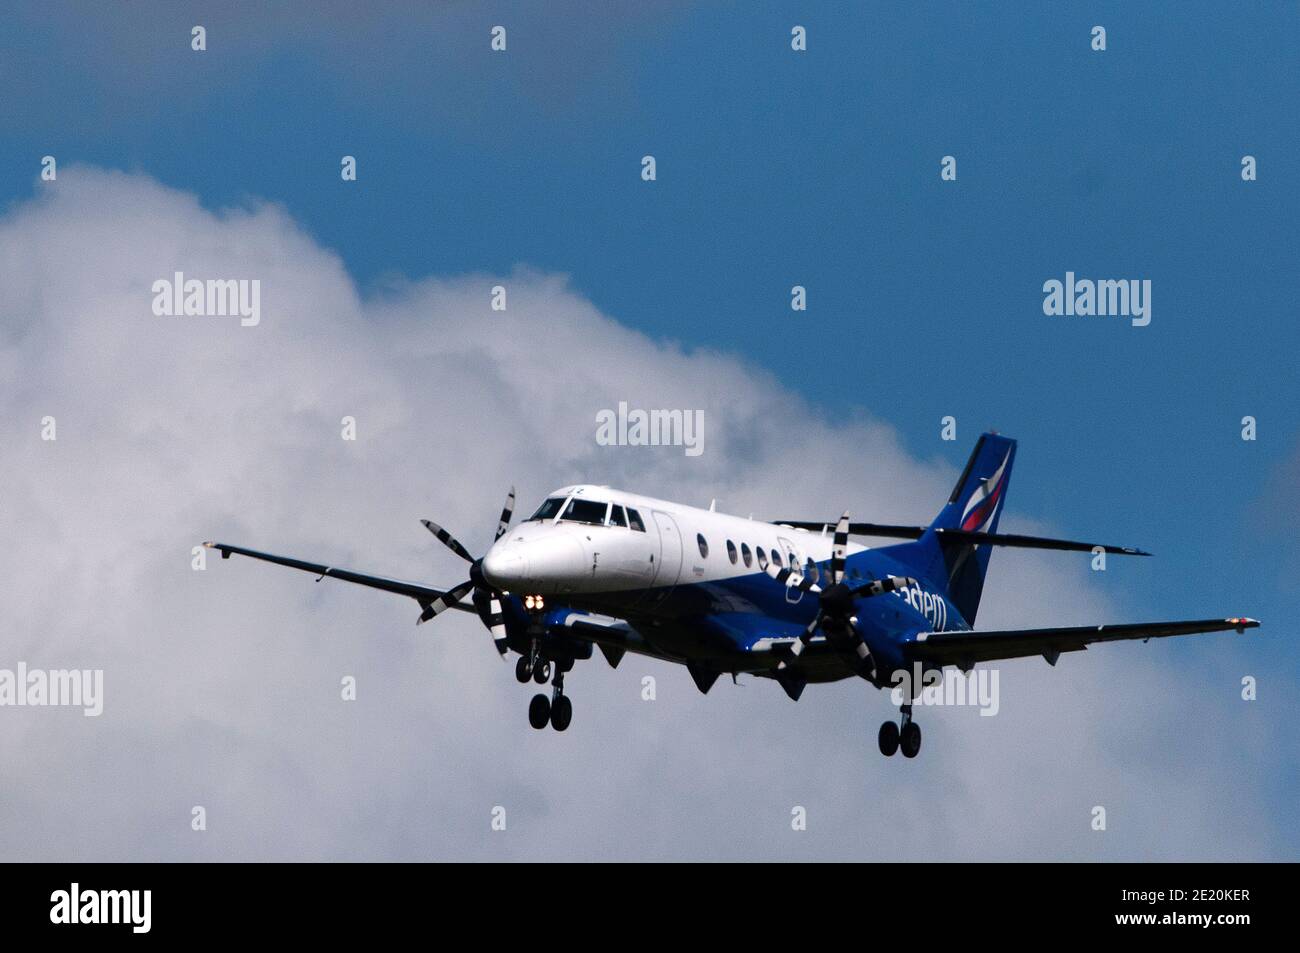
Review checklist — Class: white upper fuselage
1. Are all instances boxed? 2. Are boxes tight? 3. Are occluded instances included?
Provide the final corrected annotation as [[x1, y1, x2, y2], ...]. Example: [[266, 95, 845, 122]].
[[481, 484, 868, 599]]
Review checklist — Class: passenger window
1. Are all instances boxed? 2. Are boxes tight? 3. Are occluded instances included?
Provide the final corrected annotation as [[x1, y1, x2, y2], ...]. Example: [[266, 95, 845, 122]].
[[726, 540, 737, 564], [697, 534, 709, 558], [626, 508, 646, 532], [756, 547, 768, 569], [741, 543, 752, 567], [771, 550, 783, 568], [560, 498, 609, 526], [805, 558, 819, 582], [609, 505, 628, 528]]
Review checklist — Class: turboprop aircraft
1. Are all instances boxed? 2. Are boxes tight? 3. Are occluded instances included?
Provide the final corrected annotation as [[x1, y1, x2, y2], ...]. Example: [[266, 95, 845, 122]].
[[204, 433, 1258, 757]]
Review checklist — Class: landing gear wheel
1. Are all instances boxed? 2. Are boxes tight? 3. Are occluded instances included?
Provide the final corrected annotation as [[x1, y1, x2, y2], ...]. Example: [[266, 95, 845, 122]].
[[878, 720, 900, 757], [900, 721, 922, 758], [515, 657, 533, 684], [528, 693, 551, 729], [533, 660, 551, 685], [550, 694, 572, 731]]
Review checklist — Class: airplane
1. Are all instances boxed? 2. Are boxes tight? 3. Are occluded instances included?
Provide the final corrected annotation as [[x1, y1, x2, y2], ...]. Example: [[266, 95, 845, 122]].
[[204, 432, 1259, 758]]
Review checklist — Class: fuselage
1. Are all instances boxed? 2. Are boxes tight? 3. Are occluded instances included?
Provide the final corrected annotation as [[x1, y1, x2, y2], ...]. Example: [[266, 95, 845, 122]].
[[481, 485, 967, 681]]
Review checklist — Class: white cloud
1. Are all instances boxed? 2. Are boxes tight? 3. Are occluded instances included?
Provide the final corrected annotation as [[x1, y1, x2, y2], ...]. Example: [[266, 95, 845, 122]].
[[0, 168, 1280, 859]]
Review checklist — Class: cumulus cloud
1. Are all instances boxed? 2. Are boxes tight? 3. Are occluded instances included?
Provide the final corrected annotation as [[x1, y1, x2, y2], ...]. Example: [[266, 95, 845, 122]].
[[0, 168, 1280, 860]]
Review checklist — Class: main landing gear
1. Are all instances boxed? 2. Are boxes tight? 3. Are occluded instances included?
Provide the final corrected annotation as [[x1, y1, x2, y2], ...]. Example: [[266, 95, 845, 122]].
[[879, 704, 921, 758], [521, 642, 572, 731]]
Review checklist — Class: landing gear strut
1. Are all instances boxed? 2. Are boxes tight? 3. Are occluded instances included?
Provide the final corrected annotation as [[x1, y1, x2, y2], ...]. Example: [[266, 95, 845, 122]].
[[879, 704, 921, 758]]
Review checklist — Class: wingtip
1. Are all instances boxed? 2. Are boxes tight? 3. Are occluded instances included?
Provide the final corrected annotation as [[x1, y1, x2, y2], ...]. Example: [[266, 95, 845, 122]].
[[1230, 617, 1261, 630]]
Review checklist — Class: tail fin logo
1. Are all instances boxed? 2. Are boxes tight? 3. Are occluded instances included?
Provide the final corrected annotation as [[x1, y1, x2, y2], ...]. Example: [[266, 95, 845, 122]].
[[959, 450, 1010, 533]]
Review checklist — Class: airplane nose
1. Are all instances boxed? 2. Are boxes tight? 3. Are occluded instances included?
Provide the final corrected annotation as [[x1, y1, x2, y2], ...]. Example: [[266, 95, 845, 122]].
[[481, 536, 586, 593], [482, 548, 527, 589]]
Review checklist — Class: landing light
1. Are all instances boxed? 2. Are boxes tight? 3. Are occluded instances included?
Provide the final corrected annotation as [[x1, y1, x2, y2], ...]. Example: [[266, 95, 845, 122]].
[[524, 594, 545, 612]]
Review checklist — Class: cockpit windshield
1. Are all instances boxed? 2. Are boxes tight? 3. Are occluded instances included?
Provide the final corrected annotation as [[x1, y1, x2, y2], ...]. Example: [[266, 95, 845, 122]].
[[559, 498, 609, 526], [527, 497, 567, 522], [526, 495, 645, 530]]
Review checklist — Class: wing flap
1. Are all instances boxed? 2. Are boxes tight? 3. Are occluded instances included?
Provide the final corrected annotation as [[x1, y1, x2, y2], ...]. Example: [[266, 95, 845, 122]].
[[907, 617, 1259, 666]]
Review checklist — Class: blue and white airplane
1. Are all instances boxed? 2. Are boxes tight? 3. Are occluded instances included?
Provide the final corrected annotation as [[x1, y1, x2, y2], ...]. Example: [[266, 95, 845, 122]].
[[205, 433, 1258, 757]]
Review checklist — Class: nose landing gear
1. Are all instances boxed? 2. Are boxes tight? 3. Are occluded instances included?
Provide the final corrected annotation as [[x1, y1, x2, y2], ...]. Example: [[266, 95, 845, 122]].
[[879, 704, 921, 758], [515, 639, 552, 685]]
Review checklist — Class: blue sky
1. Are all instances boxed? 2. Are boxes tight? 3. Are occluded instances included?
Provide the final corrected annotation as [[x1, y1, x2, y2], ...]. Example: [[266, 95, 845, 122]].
[[0, 3, 1295, 857]]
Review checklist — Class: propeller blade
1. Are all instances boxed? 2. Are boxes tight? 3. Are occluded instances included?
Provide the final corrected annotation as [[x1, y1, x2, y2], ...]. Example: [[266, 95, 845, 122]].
[[416, 580, 475, 625], [764, 562, 822, 594], [845, 625, 874, 677], [420, 520, 475, 563], [777, 611, 823, 670], [830, 510, 850, 585], [473, 587, 510, 656], [495, 487, 516, 542], [814, 610, 875, 679], [850, 575, 918, 599]]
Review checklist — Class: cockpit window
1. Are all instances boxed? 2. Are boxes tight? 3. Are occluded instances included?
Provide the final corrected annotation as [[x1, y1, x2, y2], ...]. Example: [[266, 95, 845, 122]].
[[560, 498, 609, 525], [626, 508, 646, 532], [527, 497, 567, 522], [608, 505, 628, 528]]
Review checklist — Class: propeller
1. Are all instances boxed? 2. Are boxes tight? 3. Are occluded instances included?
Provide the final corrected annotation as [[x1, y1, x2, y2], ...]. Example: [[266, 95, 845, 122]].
[[417, 487, 516, 657], [766, 512, 918, 677]]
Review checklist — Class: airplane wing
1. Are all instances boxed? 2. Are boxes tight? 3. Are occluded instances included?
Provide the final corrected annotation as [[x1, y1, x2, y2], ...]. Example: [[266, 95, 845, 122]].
[[905, 617, 1259, 667], [202, 541, 475, 612], [771, 521, 1149, 555]]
